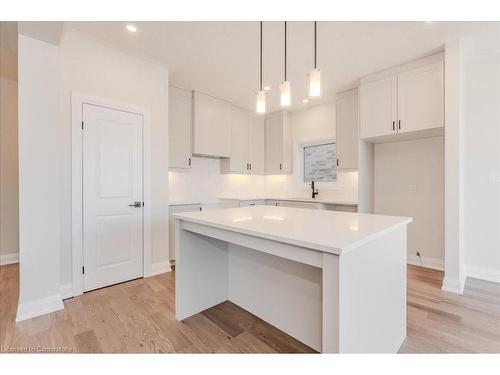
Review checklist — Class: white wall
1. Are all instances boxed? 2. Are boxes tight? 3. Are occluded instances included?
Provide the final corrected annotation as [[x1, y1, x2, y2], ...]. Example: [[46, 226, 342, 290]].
[[0, 22, 19, 265], [442, 40, 467, 293], [374, 137, 445, 268], [169, 102, 358, 206], [58, 29, 170, 286], [0, 77, 19, 265], [16, 35, 63, 321], [462, 31, 500, 283]]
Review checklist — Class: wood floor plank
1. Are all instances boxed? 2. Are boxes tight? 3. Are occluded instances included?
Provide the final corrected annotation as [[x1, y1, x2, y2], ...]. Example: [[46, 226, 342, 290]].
[[1, 263, 499, 353]]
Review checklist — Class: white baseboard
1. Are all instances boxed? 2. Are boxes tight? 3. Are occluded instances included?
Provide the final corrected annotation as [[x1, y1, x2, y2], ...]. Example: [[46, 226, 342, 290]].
[[407, 254, 444, 271], [0, 252, 19, 265], [16, 294, 64, 322], [466, 265, 500, 284], [441, 275, 466, 295], [60, 283, 74, 300], [149, 260, 172, 276]]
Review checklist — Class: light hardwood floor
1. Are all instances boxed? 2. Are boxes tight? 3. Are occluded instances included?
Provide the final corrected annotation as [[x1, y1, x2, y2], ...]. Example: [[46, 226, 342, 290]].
[[0, 264, 499, 353]]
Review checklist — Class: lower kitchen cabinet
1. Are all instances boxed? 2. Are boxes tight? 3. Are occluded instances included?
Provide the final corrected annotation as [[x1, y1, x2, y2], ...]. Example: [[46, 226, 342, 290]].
[[169, 203, 202, 261]]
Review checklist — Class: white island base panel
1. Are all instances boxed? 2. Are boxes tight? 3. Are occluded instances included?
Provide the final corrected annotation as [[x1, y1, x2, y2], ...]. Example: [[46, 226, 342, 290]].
[[175, 220, 407, 353]]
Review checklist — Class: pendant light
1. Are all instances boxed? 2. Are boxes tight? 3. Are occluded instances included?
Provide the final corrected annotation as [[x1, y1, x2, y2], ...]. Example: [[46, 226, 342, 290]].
[[256, 21, 266, 114], [308, 21, 322, 99], [279, 21, 291, 107]]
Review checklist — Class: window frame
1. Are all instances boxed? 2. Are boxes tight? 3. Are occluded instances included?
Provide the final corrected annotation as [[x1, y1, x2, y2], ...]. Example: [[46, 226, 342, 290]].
[[297, 138, 337, 186]]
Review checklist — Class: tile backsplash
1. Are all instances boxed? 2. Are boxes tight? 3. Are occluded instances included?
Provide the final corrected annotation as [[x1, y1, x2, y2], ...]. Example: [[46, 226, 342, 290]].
[[169, 156, 357, 207]]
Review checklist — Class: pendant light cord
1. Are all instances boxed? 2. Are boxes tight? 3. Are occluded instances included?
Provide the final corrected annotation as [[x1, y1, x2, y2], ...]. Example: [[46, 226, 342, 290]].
[[314, 21, 317, 70], [260, 21, 263, 91], [284, 21, 287, 81]]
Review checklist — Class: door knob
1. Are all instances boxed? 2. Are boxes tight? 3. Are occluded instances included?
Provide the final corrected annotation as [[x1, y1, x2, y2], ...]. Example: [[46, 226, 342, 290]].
[[129, 201, 143, 208]]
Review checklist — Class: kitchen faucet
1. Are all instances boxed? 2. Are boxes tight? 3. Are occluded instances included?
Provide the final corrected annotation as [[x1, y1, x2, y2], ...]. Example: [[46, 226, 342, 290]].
[[311, 181, 319, 199]]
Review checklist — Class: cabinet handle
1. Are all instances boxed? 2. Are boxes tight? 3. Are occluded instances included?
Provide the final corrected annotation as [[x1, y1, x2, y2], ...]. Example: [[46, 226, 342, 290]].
[[336, 158, 339, 167], [392, 121, 395, 131], [398, 120, 401, 130], [188, 158, 191, 166], [279, 163, 282, 170], [249, 163, 252, 170]]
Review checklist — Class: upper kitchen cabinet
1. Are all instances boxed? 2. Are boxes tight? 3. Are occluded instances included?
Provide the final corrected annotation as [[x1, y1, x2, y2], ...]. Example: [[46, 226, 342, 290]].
[[193, 91, 231, 157], [169, 86, 192, 169], [397, 61, 444, 134], [220, 106, 265, 174], [359, 53, 444, 141], [336, 88, 359, 169], [265, 111, 292, 174], [248, 115, 265, 173], [359, 76, 398, 139]]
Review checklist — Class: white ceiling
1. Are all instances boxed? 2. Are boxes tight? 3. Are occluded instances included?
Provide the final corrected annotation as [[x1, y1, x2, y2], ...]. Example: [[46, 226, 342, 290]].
[[69, 21, 499, 112]]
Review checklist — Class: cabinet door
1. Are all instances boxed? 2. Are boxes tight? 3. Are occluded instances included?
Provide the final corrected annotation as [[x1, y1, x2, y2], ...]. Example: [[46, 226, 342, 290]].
[[248, 115, 265, 174], [336, 90, 359, 169], [193, 91, 231, 157], [228, 106, 250, 173], [168, 86, 192, 168], [359, 76, 397, 139], [278, 201, 320, 209], [281, 112, 293, 173], [169, 204, 202, 260], [397, 61, 444, 133], [265, 113, 284, 174]]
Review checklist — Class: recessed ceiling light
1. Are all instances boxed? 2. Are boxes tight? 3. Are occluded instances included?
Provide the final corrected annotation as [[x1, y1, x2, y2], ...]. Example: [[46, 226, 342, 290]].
[[263, 86, 271, 91], [126, 24, 137, 33], [302, 99, 309, 103]]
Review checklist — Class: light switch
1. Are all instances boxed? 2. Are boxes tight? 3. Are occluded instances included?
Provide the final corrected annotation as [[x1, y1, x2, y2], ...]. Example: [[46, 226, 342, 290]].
[[409, 184, 417, 193]]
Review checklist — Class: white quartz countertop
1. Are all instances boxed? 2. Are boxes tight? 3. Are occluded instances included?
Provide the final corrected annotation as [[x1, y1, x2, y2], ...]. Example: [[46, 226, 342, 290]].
[[174, 206, 411, 255], [219, 196, 358, 206]]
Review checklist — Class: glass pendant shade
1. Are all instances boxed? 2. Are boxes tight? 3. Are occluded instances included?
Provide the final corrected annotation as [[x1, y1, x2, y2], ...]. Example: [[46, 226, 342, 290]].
[[308, 69, 322, 98], [279, 81, 291, 107], [256, 90, 266, 114]]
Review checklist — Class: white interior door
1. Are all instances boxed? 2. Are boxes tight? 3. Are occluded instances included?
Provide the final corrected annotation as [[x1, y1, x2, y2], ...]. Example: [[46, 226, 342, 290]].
[[83, 104, 144, 292]]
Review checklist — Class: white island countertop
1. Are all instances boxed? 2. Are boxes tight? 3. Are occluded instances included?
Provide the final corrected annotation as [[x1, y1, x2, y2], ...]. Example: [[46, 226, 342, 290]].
[[174, 205, 411, 255]]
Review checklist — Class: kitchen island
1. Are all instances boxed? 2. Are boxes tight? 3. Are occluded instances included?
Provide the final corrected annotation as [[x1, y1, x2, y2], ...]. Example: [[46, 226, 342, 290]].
[[174, 206, 412, 353]]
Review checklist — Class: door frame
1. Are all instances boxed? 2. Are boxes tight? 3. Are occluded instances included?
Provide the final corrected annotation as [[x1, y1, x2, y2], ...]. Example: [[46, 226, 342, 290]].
[[71, 92, 153, 297]]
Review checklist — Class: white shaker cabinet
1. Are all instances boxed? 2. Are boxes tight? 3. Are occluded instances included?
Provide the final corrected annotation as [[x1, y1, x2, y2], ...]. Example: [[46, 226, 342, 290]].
[[222, 106, 249, 173], [359, 76, 398, 139], [220, 106, 265, 174], [169, 203, 202, 261], [397, 61, 444, 134], [168, 86, 192, 169], [265, 111, 292, 174], [248, 115, 265, 173], [359, 55, 444, 140], [336, 88, 359, 169], [193, 91, 231, 157]]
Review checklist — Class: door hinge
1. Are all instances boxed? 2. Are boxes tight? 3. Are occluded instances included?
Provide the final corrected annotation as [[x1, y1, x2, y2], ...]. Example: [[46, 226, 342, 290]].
[[82, 266, 85, 274], [81, 121, 84, 130]]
